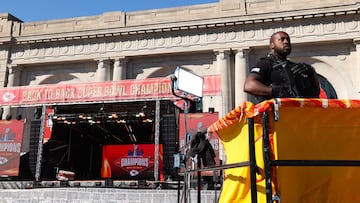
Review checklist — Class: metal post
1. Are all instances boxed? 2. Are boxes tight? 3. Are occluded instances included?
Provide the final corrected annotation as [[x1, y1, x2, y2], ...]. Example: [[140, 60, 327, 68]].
[[177, 167, 181, 203], [183, 100, 189, 203], [197, 157, 201, 203], [262, 111, 272, 203], [213, 169, 218, 203], [170, 73, 197, 203], [67, 127, 72, 162], [35, 105, 46, 182], [154, 99, 160, 181], [248, 117, 258, 203]]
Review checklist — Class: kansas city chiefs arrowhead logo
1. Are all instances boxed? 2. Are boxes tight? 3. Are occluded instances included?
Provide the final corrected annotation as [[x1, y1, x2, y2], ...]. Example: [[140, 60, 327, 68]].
[[0, 156, 8, 165], [2, 92, 16, 102]]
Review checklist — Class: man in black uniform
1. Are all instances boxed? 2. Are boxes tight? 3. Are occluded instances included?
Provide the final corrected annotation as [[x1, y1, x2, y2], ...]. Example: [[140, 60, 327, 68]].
[[244, 31, 320, 103]]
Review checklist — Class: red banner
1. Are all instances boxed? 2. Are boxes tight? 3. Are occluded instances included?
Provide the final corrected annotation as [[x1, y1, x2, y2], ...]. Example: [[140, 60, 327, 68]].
[[43, 107, 54, 143], [179, 112, 220, 176], [0, 120, 24, 176], [101, 144, 163, 180], [0, 75, 220, 106]]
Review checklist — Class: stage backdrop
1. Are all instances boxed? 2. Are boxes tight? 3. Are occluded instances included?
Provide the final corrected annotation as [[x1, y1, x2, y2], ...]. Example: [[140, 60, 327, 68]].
[[209, 98, 360, 203], [0, 120, 24, 176], [101, 144, 163, 180]]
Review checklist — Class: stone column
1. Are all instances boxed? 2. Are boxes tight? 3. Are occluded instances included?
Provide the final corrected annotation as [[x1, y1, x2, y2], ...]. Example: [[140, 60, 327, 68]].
[[234, 48, 250, 107], [7, 65, 21, 87], [354, 39, 360, 96], [96, 59, 111, 82], [3, 65, 21, 119], [215, 49, 232, 117], [113, 57, 127, 81]]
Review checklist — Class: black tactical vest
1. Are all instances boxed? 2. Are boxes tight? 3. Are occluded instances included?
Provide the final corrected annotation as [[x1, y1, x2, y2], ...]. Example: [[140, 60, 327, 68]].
[[253, 54, 319, 103]]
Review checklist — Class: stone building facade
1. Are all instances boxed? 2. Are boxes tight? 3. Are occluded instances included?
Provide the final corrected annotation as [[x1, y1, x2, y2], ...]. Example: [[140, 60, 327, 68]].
[[1, 0, 360, 115], [0, 0, 359, 169]]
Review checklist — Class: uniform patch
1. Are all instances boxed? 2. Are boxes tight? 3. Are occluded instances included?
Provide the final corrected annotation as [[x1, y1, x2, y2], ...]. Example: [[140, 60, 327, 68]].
[[251, 67, 260, 73]]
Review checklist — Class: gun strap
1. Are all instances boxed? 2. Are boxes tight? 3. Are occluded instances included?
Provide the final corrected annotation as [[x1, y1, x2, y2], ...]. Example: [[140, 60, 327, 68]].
[[267, 54, 300, 97], [279, 62, 300, 96]]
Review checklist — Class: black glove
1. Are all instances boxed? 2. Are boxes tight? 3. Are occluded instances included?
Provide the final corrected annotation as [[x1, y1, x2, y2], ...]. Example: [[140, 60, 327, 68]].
[[290, 63, 313, 77], [271, 85, 293, 98]]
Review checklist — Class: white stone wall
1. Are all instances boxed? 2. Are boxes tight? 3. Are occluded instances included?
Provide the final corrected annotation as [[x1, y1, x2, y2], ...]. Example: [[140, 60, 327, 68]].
[[0, 187, 220, 203]]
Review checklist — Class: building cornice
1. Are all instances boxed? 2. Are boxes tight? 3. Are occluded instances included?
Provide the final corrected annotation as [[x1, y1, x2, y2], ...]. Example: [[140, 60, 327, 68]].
[[1, 2, 358, 45], [0, 13, 23, 22]]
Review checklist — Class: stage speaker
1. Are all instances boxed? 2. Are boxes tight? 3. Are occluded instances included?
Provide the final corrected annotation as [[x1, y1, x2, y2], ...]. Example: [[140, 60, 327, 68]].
[[161, 114, 178, 181], [33, 107, 42, 119], [28, 120, 41, 178]]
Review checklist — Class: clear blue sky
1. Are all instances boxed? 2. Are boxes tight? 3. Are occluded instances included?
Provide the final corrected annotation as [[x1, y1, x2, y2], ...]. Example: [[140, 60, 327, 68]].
[[0, 0, 219, 22]]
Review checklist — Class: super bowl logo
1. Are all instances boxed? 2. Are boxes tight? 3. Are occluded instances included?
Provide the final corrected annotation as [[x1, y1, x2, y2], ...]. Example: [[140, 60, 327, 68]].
[[113, 144, 153, 177]]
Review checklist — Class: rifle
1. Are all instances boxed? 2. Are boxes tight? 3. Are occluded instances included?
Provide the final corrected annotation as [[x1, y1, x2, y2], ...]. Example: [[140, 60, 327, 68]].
[[272, 61, 300, 97]]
